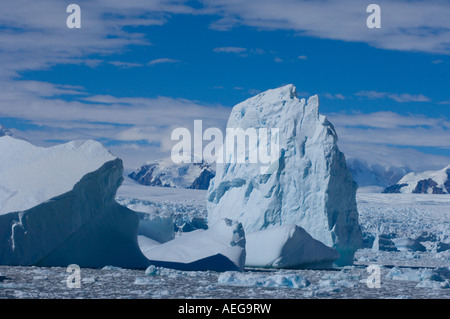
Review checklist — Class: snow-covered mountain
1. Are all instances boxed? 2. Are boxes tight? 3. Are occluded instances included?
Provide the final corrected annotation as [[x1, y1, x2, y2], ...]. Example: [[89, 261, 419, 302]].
[[346, 158, 410, 188], [383, 165, 450, 194], [128, 159, 215, 190], [207, 84, 363, 266]]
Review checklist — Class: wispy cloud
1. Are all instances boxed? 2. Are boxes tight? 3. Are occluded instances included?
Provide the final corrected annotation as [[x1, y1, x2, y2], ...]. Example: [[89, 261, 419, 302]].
[[329, 111, 450, 147], [147, 58, 180, 66], [109, 61, 143, 68], [0, 79, 230, 167], [323, 93, 345, 100], [213, 46, 247, 54], [356, 91, 431, 103], [329, 111, 450, 170], [203, 0, 450, 55], [0, 0, 194, 77]]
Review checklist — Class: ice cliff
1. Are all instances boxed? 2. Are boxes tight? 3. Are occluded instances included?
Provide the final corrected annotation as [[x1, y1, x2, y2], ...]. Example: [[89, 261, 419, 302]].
[[0, 136, 148, 268]]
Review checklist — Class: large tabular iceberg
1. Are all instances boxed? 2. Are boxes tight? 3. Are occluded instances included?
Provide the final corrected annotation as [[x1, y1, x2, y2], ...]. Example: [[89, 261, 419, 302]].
[[207, 84, 363, 266], [0, 136, 148, 268]]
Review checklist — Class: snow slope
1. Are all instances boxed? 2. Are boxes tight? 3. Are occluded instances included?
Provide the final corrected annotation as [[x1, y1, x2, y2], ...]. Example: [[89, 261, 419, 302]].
[[0, 136, 148, 268], [207, 84, 362, 265], [383, 165, 450, 194], [0, 136, 115, 215], [0, 125, 12, 137]]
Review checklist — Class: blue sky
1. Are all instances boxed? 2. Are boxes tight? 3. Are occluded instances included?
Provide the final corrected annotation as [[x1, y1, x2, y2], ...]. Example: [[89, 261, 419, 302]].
[[0, 0, 449, 170]]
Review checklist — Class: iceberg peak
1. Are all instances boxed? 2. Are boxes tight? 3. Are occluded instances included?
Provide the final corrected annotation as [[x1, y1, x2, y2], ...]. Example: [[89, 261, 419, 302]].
[[207, 85, 363, 266]]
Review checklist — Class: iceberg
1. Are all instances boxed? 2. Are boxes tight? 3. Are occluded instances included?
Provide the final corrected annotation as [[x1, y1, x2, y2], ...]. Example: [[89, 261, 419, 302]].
[[0, 136, 148, 268], [245, 225, 339, 269], [207, 85, 362, 265], [141, 218, 246, 271]]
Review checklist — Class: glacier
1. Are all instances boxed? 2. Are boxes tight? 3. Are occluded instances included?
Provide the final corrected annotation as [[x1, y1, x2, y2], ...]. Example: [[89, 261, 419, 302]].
[[207, 84, 363, 266], [0, 136, 148, 268]]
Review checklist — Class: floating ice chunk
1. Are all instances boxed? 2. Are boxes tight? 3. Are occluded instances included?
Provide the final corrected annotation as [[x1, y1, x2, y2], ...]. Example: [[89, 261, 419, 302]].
[[144, 265, 160, 276], [416, 280, 450, 289], [392, 237, 426, 252], [245, 224, 339, 269], [101, 266, 124, 271], [386, 267, 445, 282], [217, 271, 310, 289], [372, 233, 398, 252], [82, 276, 96, 284], [134, 277, 154, 285], [143, 218, 246, 271]]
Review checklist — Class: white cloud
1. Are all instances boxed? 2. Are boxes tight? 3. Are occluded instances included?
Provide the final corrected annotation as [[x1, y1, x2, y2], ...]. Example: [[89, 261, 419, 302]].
[[323, 93, 345, 100], [330, 111, 450, 129], [147, 58, 180, 65], [329, 111, 450, 149], [356, 91, 431, 103], [338, 142, 450, 173], [109, 61, 143, 68], [0, 79, 231, 168], [0, 0, 195, 77], [202, 0, 450, 54], [213, 46, 247, 54], [328, 111, 450, 171]]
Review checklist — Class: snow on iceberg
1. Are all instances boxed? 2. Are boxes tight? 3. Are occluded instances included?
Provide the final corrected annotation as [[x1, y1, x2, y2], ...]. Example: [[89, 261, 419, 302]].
[[141, 218, 246, 271], [245, 225, 339, 269], [0, 136, 148, 268], [207, 84, 362, 266]]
